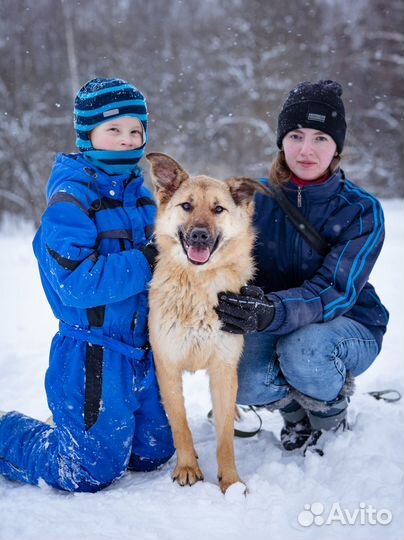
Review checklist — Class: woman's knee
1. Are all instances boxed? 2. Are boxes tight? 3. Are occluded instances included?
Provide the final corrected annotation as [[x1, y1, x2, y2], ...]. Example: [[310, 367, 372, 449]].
[[277, 324, 331, 372], [277, 326, 345, 401]]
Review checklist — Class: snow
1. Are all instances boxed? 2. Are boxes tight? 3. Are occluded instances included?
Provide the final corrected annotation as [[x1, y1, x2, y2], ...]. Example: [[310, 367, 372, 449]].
[[0, 200, 403, 540]]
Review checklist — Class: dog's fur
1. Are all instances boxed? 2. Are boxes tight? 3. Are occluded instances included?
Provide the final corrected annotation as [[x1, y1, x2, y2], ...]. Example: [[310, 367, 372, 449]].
[[146, 153, 268, 493]]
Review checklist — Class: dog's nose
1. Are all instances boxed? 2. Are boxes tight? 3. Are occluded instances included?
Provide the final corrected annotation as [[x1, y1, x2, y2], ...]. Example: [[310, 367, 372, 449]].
[[190, 227, 210, 244]]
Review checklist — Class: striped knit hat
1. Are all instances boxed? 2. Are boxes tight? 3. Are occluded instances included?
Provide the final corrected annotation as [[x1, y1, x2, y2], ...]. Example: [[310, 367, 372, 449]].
[[74, 77, 148, 152]]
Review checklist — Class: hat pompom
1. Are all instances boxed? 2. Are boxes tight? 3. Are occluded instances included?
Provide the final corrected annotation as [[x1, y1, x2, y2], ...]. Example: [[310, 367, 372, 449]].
[[318, 80, 343, 97]]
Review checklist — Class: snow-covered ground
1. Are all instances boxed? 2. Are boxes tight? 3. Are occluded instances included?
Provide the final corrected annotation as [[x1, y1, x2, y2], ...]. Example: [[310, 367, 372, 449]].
[[0, 200, 403, 540]]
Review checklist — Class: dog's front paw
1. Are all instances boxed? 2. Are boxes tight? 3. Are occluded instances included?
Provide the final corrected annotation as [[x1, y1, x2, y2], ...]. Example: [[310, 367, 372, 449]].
[[223, 480, 249, 499], [172, 463, 204, 487], [218, 472, 247, 495]]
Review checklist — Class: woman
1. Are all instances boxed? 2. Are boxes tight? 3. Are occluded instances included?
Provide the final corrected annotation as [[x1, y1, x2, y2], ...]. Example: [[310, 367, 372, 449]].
[[216, 80, 389, 452]]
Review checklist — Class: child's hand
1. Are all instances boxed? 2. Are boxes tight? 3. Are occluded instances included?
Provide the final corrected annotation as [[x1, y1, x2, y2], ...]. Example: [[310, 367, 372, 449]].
[[141, 238, 159, 272]]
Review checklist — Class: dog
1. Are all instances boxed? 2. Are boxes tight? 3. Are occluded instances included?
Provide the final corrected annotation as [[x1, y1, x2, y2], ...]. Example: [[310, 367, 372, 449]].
[[146, 152, 268, 493]]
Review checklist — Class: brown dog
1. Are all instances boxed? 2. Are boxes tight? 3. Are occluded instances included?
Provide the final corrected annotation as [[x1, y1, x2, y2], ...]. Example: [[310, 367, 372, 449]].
[[146, 152, 268, 493]]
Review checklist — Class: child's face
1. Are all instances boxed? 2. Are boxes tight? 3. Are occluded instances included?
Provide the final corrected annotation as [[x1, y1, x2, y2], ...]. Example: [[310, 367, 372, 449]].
[[90, 116, 144, 151]]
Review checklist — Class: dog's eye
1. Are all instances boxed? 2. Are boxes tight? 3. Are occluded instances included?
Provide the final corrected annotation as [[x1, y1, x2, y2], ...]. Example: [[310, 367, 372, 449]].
[[214, 205, 225, 214], [180, 202, 193, 212]]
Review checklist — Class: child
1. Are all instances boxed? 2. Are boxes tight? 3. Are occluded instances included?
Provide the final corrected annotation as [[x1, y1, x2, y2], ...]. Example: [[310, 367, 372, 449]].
[[0, 77, 174, 492]]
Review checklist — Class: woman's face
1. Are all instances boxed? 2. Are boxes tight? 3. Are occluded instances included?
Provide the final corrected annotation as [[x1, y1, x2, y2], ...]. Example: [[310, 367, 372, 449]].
[[282, 128, 337, 181]]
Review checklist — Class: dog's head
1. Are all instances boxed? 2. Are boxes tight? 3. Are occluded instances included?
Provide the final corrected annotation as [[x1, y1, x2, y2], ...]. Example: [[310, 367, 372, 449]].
[[146, 152, 270, 267]]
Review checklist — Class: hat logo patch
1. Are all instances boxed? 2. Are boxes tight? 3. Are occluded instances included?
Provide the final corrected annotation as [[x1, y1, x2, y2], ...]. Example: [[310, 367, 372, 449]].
[[307, 112, 326, 123], [103, 108, 120, 118]]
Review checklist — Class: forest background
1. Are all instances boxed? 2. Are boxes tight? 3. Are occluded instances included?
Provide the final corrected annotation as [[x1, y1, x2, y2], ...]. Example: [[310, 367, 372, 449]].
[[0, 0, 403, 224]]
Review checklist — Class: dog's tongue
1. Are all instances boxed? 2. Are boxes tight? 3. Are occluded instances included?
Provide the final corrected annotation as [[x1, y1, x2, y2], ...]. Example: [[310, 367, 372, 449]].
[[187, 246, 210, 264]]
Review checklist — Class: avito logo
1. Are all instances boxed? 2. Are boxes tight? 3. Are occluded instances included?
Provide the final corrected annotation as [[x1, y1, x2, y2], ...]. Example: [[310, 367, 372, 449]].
[[298, 502, 393, 527]]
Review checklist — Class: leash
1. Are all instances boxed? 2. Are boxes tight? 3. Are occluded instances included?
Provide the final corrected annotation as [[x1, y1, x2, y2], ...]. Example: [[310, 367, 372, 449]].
[[366, 389, 402, 403], [207, 390, 401, 439], [207, 406, 263, 438], [271, 186, 331, 257], [256, 179, 331, 257], [234, 406, 263, 438]]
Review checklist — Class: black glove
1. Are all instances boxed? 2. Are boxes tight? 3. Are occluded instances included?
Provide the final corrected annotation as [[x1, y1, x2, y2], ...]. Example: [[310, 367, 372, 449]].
[[216, 285, 275, 334], [141, 236, 159, 272]]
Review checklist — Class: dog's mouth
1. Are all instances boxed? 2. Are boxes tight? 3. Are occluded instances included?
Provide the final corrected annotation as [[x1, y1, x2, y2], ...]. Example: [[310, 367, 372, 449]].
[[179, 229, 221, 265]]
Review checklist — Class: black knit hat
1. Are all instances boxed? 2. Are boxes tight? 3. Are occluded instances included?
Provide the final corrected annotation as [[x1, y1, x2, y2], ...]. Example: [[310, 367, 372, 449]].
[[276, 80, 347, 153], [74, 77, 148, 152]]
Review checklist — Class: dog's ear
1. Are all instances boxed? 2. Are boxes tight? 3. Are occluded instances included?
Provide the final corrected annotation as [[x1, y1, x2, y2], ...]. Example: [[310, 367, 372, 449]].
[[226, 177, 272, 206], [146, 152, 189, 203]]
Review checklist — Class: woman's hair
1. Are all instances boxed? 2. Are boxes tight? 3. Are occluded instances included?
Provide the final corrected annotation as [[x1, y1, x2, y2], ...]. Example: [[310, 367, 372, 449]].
[[269, 150, 341, 186]]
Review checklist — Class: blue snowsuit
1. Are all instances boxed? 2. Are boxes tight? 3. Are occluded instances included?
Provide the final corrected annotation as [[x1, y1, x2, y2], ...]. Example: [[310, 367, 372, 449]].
[[0, 153, 174, 492]]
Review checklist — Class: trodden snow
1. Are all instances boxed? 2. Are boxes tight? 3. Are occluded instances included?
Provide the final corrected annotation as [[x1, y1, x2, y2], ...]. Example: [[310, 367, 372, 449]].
[[0, 199, 403, 540]]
